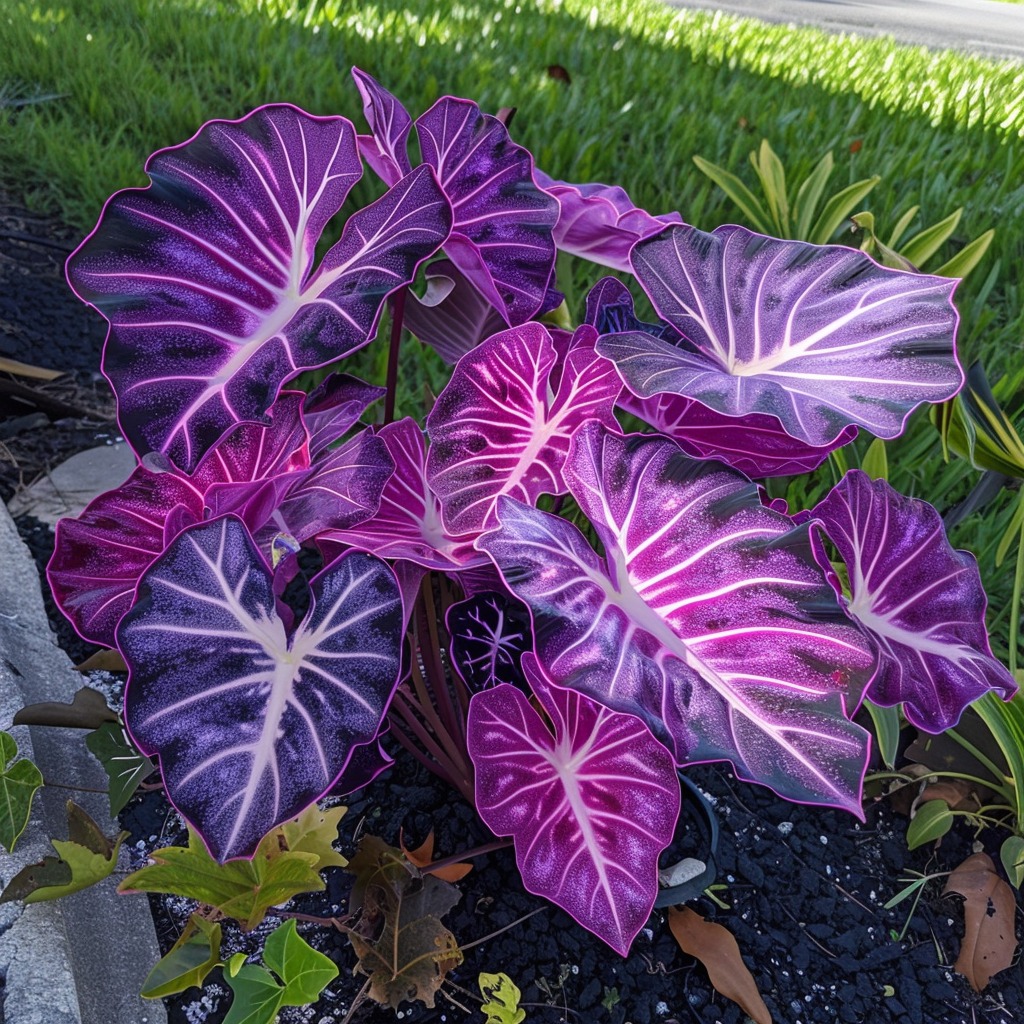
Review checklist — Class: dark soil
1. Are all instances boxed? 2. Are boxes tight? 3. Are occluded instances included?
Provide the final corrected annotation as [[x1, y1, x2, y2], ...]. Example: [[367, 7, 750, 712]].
[[4, 199, 1024, 1024]]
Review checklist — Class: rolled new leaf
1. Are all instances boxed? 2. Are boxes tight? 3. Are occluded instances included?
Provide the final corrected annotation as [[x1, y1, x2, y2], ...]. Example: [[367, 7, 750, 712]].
[[118, 516, 403, 861]]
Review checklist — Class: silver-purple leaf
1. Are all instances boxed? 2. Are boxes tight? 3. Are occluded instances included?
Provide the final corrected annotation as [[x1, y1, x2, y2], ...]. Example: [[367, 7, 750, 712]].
[[809, 470, 1017, 732], [426, 323, 621, 535], [68, 105, 451, 470], [118, 516, 403, 861], [478, 423, 875, 813], [320, 417, 485, 571], [598, 224, 962, 447], [536, 172, 682, 272], [447, 590, 532, 691], [468, 655, 680, 955]]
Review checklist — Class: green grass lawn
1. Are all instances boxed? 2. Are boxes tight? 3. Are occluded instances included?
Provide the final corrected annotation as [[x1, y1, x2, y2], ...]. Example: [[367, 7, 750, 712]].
[[2, 0, 1023, 654]]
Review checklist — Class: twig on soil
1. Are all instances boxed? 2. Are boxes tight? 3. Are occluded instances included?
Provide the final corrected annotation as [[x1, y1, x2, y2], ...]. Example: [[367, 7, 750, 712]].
[[339, 976, 372, 1024], [777, 903, 837, 959], [457, 905, 548, 953]]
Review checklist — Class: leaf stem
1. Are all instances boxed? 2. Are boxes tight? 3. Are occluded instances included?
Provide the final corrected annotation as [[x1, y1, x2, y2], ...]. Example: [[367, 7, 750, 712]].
[[421, 838, 511, 875], [42, 779, 109, 794], [383, 287, 407, 425]]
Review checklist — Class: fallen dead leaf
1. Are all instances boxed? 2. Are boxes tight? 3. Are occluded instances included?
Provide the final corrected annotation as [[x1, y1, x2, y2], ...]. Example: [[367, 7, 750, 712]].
[[667, 906, 772, 1024], [400, 829, 473, 883], [943, 852, 1018, 991], [913, 778, 980, 814], [75, 649, 128, 673]]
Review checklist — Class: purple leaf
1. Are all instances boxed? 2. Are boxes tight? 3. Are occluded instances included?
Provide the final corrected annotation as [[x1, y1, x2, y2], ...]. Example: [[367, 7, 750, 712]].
[[808, 470, 1017, 732], [330, 730, 394, 796], [320, 418, 486, 571], [302, 373, 386, 456], [468, 655, 680, 955], [415, 97, 558, 325], [426, 323, 621, 534], [478, 423, 875, 813], [447, 590, 532, 691], [403, 259, 509, 365], [351, 67, 413, 187], [598, 225, 962, 447], [118, 517, 403, 861], [68, 103, 451, 470], [536, 173, 682, 272]]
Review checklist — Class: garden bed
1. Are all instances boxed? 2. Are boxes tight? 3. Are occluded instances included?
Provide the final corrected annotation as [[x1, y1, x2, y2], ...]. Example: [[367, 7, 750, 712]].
[[2, 197, 1023, 1024]]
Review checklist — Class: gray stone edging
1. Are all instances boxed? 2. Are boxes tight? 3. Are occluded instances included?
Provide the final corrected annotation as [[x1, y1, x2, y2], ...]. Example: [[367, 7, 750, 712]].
[[0, 500, 167, 1024]]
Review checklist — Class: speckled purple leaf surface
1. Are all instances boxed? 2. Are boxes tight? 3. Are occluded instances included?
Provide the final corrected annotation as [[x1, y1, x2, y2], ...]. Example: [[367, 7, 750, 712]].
[[468, 655, 679, 955], [808, 470, 1017, 732], [118, 516, 403, 861], [598, 225, 962, 447], [536, 172, 682, 272], [478, 423, 875, 812], [68, 105, 451, 470], [426, 323, 621, 535], [321, 417, 485, 571]]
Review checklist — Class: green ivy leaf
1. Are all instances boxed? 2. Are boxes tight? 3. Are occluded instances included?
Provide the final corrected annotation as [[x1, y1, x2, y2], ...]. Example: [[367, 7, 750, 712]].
[[0, 730, 43, 853], [222, 964, 286, 1024], [263, 919, 339, 1006], [141, 913, 222, 999], [479, 972, 526, 1024], [86, 721, 154, 816], [119, 827, 324, 930], [278, 803, 348, 873]]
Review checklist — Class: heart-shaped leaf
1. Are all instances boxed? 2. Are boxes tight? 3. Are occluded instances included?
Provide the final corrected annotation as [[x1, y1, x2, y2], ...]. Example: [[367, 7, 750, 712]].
[[598, 224, 962, 448], [468, 655, 680, 955], [118, 516, 404, 860], [69, 105, 451, 469], [0, 731, 43, 853], [479, 423, 875, 812], [427, 323, 621, 534], [807, 470, 1017, 732]]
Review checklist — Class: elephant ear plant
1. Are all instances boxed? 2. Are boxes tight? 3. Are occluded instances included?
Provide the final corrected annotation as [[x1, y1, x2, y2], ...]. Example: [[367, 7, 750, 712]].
[[16, 66, 1018, 1013]]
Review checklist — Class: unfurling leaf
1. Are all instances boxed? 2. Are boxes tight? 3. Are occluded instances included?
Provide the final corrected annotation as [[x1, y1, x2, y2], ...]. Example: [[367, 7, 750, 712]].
[[345, 835, 463, 1009], [141, 913, 222, 999], [119, 825, 325, 931], [0, 801, 126, 903], [943, 852, 1018, 991], [667, 907, 772, 1024], [85, 721, 155, 816], [0, 731, 43, 853], [479, 972, 526, 1024]]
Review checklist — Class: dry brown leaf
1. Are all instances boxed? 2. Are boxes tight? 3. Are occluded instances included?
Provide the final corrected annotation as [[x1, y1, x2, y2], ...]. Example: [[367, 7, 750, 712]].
[[400, 829, 473, 883], [667, 907, 772, 1024], [913, 779, 980, 814], [75, 649, 128, 673], [942, 852, 1018, 991], [0, 356, 61, 380]]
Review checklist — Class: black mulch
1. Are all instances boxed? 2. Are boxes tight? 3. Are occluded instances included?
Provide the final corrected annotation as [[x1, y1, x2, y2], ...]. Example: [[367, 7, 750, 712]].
[[4, 198, 1024, 1024]]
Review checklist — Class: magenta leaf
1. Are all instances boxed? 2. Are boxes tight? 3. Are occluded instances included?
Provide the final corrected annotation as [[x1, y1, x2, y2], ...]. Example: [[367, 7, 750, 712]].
[[536, 172, 682, 272], [403, 259, 509, 365], [415, 97, 558, 325], [598, 225, 962, 447], [808, 470, 1017, 732], [118, 516, 403, 861], [478, 423, 875, 813], [468, 655, 680, 955], [69, 105, 451, 470], [320, 418, 485, 571], [447, 590, 533, 691], [426, 323, 621, 535], [351, 67, 413, 187]]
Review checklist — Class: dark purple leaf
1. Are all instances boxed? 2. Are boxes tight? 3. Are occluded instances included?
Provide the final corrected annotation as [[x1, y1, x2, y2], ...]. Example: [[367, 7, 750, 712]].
[[468, 655, 680, 955], [478, 422, 875, 813], [447, 590, 532, 691], [320, 418, 486, 571], [426, 323, 621, 534], [69, 102, 451, 470], [302, 373, 386, 456], [351, 67, 413, 187], [330, 731, 394, 796], [118, 516, 403, 861], [598, 225, 962, 447], [415, 97, 558, 325], [403, 259, 509, 365], [536, 173, 682, 272], [808, 470, 1017, 732]]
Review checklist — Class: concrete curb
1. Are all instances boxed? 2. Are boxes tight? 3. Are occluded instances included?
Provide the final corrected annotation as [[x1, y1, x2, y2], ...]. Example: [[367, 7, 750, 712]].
[[0, 501, 167, 1024]]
